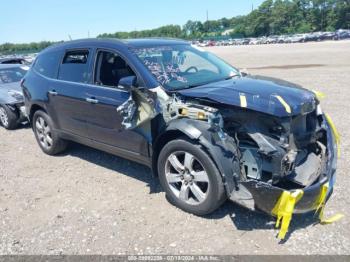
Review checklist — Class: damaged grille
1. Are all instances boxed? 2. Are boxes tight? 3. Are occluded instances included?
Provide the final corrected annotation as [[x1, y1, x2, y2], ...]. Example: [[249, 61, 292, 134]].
[[220, 107, 327, 189]]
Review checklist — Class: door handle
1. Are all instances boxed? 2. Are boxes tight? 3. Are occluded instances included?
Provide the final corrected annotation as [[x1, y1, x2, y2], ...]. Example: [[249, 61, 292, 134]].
[[86, 97, 99, 104], [48, 90, 58, 96]]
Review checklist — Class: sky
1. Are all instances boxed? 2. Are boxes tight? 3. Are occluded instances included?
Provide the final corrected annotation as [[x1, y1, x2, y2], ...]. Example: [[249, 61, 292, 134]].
[[0, 0, 264, 44]]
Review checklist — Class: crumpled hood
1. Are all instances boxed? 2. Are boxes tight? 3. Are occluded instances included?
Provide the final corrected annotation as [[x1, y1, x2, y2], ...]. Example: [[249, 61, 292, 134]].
[[178, 75, 317, 117], [0, 81, 24, 104]]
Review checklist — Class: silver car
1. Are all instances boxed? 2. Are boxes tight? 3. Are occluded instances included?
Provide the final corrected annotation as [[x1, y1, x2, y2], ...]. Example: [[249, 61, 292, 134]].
[[0, 64, 28, 129]]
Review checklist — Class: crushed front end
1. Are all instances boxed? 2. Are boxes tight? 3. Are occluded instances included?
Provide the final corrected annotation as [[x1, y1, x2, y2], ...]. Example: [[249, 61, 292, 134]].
[[219, 102, 338, 215], [117, 77, 340, 239], [171, 92, 340, 239]]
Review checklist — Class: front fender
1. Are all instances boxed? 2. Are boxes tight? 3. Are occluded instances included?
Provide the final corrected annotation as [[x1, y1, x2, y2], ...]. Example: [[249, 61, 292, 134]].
[[166, 118, 241, 197]]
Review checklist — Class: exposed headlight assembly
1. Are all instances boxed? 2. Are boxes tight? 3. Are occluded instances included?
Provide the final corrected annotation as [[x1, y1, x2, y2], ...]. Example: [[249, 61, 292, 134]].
[[8, 90, 23, 101]]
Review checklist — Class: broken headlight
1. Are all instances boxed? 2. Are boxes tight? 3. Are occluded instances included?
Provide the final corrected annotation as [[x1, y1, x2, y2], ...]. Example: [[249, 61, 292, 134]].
[[8, 90, 23, 101]]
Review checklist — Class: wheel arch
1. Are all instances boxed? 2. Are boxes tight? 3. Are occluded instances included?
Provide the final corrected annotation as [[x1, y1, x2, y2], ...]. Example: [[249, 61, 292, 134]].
[[152, 129, 189, 177], [28, 103, 47, 123], [152, 118, 241, 197]]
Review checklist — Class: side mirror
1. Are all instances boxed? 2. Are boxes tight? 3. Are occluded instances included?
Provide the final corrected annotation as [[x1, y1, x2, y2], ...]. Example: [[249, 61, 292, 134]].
[[118, 76, 138, 90], [240, 68, 249, 77]]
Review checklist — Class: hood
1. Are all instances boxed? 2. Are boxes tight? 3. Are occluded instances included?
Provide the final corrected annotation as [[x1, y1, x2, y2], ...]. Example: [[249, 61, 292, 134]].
[[177, 75, 317, 117], [0, 81, 24, 104]]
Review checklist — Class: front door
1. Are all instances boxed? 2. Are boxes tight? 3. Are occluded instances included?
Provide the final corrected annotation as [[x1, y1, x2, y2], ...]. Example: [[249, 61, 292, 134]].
[[85, 49, 149, 155]]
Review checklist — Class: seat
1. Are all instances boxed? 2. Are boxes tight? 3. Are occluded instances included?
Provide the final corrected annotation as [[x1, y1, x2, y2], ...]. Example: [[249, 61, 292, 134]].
[[99, 53, 134, 87]]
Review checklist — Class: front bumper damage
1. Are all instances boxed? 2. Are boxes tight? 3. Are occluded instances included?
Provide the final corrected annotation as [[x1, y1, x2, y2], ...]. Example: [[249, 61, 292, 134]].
[[228, 114, 340, 239], [7, 103, 28, 123], [117, 85, 341, 240], [230, 116, 337, 213]]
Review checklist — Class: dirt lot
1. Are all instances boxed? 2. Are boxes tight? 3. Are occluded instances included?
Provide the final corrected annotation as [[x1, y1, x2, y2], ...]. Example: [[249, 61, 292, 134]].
[[1, 41, 349, 255]]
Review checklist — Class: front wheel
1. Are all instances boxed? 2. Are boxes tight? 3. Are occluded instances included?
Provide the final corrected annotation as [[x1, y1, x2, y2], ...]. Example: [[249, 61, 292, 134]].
[[157, 138, 226, 216], [0, 105, 18, 130]]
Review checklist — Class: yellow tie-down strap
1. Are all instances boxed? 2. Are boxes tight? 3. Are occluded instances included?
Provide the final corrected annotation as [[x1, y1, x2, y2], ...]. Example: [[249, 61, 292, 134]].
[[325, 113, 341, 157], [314, 182, 344, 224], [272, 183, 344, 240], [272, 190, 303, 240]]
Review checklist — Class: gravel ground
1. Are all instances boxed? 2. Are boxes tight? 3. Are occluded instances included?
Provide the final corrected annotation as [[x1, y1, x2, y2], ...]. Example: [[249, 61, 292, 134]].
[[0, 41, 349, 255]]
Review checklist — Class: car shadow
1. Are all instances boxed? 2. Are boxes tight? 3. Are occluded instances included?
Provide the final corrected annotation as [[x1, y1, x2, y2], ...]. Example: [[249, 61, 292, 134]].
[[205, 200, 319, 242], [61, 142, 162, 194], [20, 122, 31, 129], [57, 142, 318, 242]]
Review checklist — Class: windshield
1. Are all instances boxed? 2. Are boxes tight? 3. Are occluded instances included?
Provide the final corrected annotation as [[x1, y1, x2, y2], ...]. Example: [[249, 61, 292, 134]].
[[131, 44, 239, 90], [0, 67, 27, 84]]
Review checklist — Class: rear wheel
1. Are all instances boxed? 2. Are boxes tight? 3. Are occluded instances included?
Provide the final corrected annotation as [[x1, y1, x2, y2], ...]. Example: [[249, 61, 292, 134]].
[[33, 110, 67, 155], [157, 138, 226, 216], [0, 105, 18, 130]]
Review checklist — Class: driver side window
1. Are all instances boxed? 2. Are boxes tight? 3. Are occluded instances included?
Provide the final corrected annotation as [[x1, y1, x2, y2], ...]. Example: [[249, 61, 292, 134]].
[[94, 50, 135, 87]]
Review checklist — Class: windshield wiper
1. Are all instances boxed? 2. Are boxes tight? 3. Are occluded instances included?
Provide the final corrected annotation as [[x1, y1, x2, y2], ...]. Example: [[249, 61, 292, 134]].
[[224, 73, 241, 80]]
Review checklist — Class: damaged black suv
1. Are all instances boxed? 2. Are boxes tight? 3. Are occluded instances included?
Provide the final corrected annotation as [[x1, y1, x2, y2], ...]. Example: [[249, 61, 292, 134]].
[[22, 39, 338, 219]]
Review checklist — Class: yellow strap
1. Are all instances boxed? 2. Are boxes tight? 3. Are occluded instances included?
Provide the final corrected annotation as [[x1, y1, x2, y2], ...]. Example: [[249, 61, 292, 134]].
[[325, 113, 341, 157], [320, 213, 344, 225], [272, 189, 303, 239], [312, 90, 326, 100], [275, 95, 291, 114], [314, 182, 329, 214], [314, 182, 344, 224], [239, 93, 247, 108]]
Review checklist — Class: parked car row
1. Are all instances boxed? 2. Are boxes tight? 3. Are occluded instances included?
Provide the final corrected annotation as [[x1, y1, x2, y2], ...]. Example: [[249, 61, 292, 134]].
[[0, 64, 29, 129], [0, 53, 37, 65], [0, 38, 339, 240], [194, 29, 350, 47]]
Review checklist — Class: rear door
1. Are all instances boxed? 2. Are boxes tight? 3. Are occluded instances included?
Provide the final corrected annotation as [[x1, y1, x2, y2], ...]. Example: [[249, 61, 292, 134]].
[[84, 49, 149, 155], [48, 49, 92, 136]]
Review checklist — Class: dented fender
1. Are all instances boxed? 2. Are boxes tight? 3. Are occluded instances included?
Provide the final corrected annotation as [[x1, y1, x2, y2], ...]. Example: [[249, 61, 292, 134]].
[[165, 118, 241, 197]]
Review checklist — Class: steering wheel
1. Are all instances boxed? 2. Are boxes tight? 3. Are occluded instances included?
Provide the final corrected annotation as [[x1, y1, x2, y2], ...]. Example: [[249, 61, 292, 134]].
[[185, 66, 199, 73]]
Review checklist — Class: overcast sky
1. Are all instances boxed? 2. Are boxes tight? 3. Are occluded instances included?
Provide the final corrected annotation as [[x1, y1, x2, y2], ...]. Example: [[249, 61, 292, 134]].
[[0, 0, 264, 44]]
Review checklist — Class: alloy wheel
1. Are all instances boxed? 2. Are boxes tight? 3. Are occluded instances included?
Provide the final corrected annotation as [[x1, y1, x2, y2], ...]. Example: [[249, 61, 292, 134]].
[[165, 151, 210, 205], [0, 107, 9, 127], [35, 116, 53, 150]]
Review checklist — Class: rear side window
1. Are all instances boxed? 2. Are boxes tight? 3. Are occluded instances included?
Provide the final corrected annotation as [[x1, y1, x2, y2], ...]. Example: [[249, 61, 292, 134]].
[[33, 51, 62, 78], [58, 50, 90, 83]]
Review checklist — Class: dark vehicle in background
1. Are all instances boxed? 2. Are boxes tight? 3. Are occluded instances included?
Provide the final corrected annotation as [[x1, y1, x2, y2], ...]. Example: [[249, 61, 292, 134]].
[[319, 31, 337, 41], [335, 29, 350, 40], [22, 39, 338, 221], [0, 64, 28, 129], [304, 32, 321, 42]]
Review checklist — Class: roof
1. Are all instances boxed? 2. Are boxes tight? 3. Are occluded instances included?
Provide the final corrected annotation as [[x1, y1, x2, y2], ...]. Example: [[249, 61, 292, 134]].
[[42, 38, 190, 53]]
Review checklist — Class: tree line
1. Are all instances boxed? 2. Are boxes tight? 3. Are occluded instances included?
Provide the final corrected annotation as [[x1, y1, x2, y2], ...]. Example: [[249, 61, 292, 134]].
[[0, 41, 58, 55], [1, 0, 349, 54]]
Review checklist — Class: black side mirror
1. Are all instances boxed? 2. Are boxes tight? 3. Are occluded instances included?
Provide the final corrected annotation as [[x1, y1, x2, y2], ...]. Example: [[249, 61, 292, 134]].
[[118, 76, 138, 90], [240, 68, 249, 77]]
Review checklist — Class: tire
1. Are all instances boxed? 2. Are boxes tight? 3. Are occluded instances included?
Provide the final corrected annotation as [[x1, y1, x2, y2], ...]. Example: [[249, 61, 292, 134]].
[[157, 138, 226, 216], [32, 110, 68, 155], [0, 105, 18, 130]]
